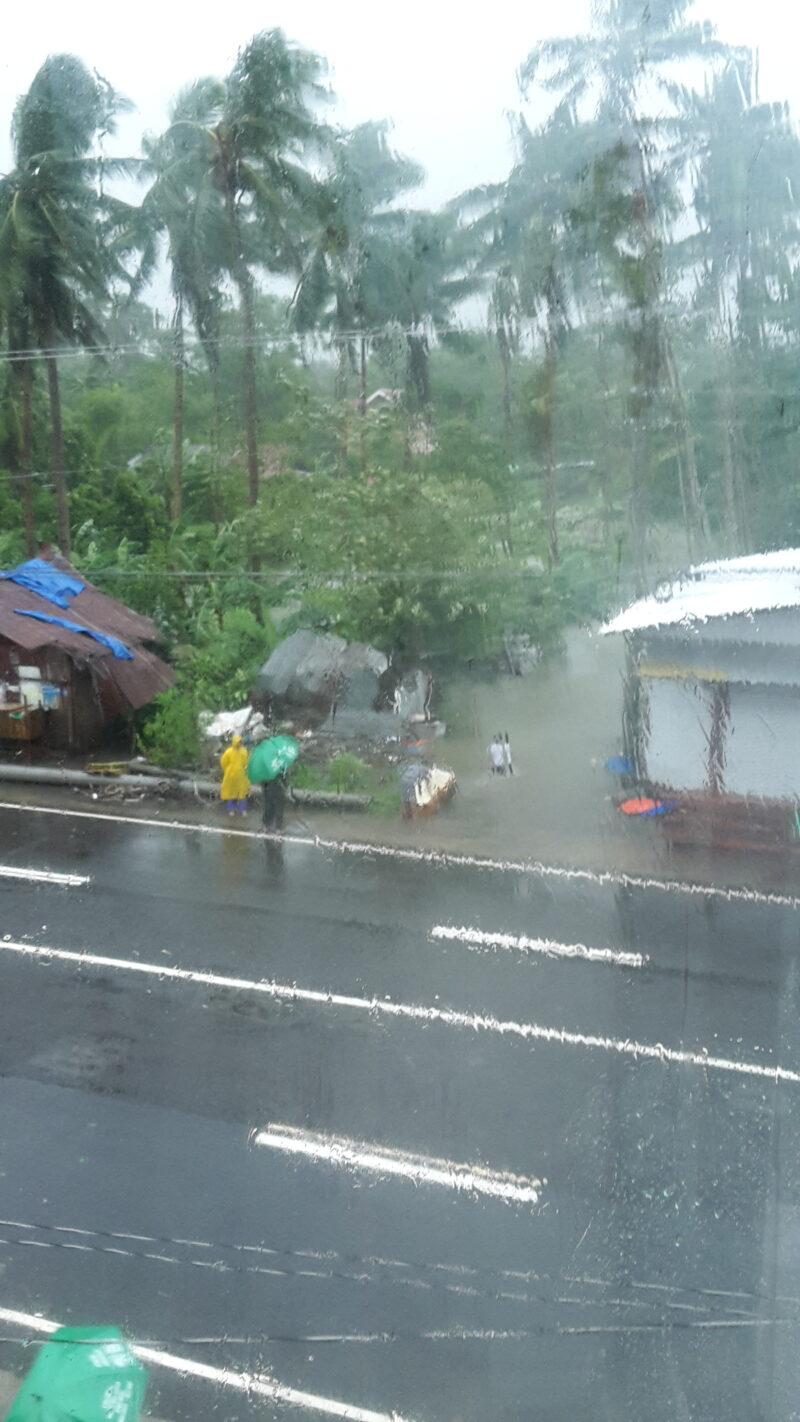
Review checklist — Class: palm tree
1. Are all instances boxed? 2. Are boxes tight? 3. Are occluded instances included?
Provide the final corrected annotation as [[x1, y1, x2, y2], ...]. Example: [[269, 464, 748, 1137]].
[[291, 120, 423, 417], [520, 0, 734, 573], [460, 113, 588, 567], [165, 32, 328, 509], [385, 209, 476, 411], [140, 84, 230, 521], [0, 54, 128, 556], [685, 57, 800, 549], [0, 301, 37, 555]]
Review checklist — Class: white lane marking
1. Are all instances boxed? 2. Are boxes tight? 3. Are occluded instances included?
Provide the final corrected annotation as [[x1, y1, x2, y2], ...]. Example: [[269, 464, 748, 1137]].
[[0, 1306, 417, 1422], [0, 864, 89, 888], [431, 924, 644, 969], [0, 799, 797, 908], [253, 1123, 542, 1205], [0, 937, 796, 1084]]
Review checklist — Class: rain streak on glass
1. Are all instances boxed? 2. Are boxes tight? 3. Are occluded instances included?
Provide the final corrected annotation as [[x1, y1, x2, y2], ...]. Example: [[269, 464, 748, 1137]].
[[0, 1, 799, 1418]]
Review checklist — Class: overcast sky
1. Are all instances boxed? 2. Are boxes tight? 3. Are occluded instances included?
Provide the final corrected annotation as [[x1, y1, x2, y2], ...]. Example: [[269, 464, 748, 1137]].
[[1, 0, 798, 209]]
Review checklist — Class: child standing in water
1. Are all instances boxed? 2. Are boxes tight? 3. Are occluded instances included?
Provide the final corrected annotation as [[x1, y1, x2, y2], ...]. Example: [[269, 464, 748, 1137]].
[[503, 732, 514, 776], [489, 734, 505, 775]]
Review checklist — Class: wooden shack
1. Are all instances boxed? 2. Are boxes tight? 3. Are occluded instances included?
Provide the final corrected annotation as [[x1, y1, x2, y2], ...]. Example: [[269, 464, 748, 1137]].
[[0, 556, 174, 753]]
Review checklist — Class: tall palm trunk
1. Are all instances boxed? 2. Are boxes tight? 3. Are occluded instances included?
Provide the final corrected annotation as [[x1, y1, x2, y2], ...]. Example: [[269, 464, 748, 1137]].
[[198, 335, 224, 525], [406, 332, 430, 409], [718, 364, 749, 554], [236, 264, 260, 508], [44, 347, 70, 558], [209, 362, 223, 466], [663, 337, 706, 557], [628, 412, 649, 593], [496, 319, 513, 453], [542, 336, 559, 569], [628, 311, 654, 592], [224, 189, 260, 508], [595, 332, 616, 540], [357, 333, 368, 474], [171, 298, 184, 523], [14, 359, 36, 556], [719, 400, 738, 554], [630, 133, 707, 563], [357, 334, 368, 415], [334, 331, 350, 473]]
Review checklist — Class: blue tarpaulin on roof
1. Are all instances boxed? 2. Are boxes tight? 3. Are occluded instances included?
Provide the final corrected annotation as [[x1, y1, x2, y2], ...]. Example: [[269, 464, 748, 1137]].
[[0, 558, 84, 609], [12, 609, 134, 660]]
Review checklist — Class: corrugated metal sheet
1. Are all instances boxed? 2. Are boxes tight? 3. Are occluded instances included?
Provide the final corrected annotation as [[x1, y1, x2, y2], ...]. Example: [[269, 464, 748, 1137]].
[[603, 548, 800, 634], [0, 564, 173, 713]]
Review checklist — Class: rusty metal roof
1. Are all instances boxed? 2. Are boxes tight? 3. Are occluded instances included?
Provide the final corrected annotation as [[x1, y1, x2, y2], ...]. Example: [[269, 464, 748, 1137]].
[[0, 564, 174, 710]]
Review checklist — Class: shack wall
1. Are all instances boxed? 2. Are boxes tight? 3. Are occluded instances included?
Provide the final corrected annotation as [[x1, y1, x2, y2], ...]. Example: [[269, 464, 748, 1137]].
[[723, 684, 800, 799], [0, 639, 104, 751], [641, 675, 711, 791]]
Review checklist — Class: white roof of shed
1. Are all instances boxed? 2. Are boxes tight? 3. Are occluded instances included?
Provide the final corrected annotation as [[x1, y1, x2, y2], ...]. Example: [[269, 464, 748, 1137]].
[[603, 549, 800, 634]]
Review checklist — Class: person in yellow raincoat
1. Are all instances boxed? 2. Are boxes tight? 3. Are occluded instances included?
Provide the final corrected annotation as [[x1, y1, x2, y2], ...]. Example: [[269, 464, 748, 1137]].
[[219, 734, 250, 816]]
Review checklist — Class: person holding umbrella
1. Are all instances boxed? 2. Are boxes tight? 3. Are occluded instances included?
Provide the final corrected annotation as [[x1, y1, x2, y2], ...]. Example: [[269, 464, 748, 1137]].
[[247, 734, 301, 832]]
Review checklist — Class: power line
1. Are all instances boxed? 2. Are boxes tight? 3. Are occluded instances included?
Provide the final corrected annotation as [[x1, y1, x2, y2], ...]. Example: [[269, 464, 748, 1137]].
[[0, 323, 481, 366]]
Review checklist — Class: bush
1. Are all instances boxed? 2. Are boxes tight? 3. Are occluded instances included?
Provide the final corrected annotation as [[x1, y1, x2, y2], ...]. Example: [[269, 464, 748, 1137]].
[[138, 689, 199, 768], [187, 606, 276, 713], [328, 752, 371, 794]]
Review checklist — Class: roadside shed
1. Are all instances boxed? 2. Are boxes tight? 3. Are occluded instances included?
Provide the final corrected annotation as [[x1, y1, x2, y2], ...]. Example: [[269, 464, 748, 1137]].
[[603, 550, 800, 805], [0, 556, 174, 752]]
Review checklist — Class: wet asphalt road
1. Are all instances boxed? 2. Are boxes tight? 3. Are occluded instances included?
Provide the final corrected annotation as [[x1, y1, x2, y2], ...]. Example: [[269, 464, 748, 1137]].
[[0, 804, 799, 1419]]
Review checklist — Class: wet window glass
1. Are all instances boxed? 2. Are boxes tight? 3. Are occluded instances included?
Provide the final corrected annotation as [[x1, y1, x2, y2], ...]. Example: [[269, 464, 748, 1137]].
[[0, 2, 798, 1419]]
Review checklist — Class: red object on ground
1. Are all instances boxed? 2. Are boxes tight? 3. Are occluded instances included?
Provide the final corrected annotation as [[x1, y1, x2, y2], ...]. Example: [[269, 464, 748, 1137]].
[[618, 796, 659, 816]]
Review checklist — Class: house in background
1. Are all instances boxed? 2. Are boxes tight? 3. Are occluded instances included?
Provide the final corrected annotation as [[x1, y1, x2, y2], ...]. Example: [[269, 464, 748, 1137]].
[[0, 553, 173, 753], [603, 551, 800, 844]]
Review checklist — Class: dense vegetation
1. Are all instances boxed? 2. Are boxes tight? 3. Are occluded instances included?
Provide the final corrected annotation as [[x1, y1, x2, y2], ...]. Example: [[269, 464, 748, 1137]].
[[2, 0, 800, 722]]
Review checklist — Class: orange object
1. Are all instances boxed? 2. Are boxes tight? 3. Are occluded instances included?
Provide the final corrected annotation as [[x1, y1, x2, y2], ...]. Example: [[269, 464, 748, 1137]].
[[618, 796, 658, 816]]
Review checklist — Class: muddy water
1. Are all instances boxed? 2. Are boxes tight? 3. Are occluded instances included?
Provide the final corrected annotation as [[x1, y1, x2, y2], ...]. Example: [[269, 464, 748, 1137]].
[[434, 626, 635, 864]]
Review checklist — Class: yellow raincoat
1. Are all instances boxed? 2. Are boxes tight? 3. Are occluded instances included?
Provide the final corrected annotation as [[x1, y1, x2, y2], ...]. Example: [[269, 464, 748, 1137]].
[[219, 735, 250, 802]]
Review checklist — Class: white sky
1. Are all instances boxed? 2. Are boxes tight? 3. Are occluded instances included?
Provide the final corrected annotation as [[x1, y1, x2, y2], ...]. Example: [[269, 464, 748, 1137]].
[[2, 0, 799, 208]]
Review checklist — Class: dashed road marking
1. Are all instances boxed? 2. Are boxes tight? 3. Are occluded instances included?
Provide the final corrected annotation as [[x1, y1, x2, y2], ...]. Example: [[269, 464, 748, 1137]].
[[253, 1123, 542, 1204], [0, 864, 89, 888], [431, 924, 644, 969], [0, 937, 795, 1083]]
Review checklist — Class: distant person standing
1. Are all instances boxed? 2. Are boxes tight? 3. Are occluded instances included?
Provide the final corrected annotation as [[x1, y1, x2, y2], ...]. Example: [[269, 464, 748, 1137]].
[[489, 734, 505, 775], [503, 732, 514, 776]]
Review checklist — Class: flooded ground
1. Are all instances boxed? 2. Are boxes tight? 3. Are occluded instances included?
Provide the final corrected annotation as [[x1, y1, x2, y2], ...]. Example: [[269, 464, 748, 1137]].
[[437, 626, 628, 860], [2, 624, 798, 895]]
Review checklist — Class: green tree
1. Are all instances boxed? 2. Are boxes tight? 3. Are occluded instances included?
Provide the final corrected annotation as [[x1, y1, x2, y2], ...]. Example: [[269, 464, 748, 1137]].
[[0, 54, 129, 555], [291, 120, 423, 419], [165, 31, 328, 509], [461, 113, 588, 566], [141, 83, 230, 521], [685, 57, 800, 549], [521, 0, 733, 575]]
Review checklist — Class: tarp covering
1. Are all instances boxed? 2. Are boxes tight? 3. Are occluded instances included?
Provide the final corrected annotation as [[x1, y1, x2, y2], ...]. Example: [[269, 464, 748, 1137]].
[[13, 610, 134, 660], [255, 630, 387, 715], [0, 558, 84, 609]]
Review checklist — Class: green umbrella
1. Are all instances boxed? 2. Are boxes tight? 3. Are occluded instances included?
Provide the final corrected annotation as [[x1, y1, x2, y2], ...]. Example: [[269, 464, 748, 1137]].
[[247, 735, 300, 784], [4, 1327, 146, 1422]]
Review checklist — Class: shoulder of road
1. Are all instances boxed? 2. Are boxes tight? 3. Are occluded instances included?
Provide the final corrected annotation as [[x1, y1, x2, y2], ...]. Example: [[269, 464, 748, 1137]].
[[0, 777, 793, 901]]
